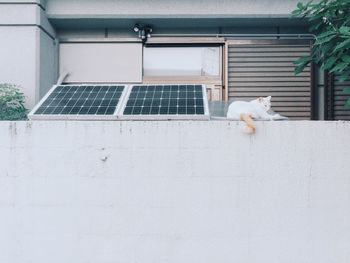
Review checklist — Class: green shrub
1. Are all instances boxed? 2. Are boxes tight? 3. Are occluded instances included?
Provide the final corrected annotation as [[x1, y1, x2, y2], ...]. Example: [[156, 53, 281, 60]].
[[0, 84, 27, 120]]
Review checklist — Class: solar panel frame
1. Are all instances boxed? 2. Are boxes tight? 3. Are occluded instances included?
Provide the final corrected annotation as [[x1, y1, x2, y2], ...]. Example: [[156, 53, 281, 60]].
[[118, 84, 210, 120], [28, 84, 127, 120]]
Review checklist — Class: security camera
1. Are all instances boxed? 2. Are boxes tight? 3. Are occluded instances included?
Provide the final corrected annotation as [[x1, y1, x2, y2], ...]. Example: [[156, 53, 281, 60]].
[[145, 27, 153, 38], [133, 24, 153, 41], [133, 24, 140, 33]]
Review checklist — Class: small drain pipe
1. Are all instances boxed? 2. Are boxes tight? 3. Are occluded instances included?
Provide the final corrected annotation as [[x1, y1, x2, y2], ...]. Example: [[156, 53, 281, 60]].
[[56, 71, 69, 85]]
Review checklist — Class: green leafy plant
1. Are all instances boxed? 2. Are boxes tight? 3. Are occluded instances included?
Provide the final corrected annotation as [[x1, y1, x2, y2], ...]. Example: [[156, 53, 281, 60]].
[[292, 0, 350, 108], [0, 84, 27, 120]]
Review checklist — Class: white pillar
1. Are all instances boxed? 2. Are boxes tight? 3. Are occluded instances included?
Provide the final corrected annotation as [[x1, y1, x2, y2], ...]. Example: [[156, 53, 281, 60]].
[[0, 0, 57, 109]]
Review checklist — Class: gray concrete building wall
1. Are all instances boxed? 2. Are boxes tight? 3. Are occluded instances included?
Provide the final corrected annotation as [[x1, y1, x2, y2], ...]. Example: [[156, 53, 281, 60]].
[[0, 0, 57, 108], [46, 0, 311, 18], [0, 26, 37, 107], [39, 29, 58, 99], [56, 25, 310, 40]]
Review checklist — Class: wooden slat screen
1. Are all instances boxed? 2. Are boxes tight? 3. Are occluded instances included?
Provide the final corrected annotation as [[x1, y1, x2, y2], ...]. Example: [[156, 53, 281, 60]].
[[328, 74, 350, 120], [227, 40, 313, 120]]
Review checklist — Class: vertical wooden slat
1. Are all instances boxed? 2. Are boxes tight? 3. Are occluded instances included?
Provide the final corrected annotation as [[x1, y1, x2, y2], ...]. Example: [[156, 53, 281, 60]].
[[226, 40, 313, 120], [324, 71, 329, 120], [224, 42, 229, 101], [329, 73, 350, 120], [310, 62, 316, 120], [329, 73, 335, 120]]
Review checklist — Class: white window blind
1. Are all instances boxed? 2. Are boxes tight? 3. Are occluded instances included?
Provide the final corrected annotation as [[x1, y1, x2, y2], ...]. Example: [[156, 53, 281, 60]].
[[144, 46, 220, 77]]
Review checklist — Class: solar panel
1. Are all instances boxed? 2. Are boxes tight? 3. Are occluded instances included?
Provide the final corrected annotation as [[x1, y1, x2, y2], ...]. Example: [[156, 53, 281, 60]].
[[29, 85, 125, 120], [119, 84, 209, 120]]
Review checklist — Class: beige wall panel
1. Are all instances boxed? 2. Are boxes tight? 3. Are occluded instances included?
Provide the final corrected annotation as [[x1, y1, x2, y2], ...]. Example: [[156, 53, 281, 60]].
[[59, 43, 142, 83]]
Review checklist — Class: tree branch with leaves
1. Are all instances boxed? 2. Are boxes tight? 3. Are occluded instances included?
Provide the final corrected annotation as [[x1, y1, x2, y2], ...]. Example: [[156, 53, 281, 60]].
[[292, 0, 350, 107]]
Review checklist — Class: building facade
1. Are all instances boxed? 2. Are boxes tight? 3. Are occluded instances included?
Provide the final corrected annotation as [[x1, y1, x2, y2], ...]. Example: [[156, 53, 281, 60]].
[[1, 0, 334, 119]]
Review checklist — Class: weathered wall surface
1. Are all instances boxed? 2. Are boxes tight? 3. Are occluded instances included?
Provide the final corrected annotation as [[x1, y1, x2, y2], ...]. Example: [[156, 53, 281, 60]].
[[0, 121, 350, 263]]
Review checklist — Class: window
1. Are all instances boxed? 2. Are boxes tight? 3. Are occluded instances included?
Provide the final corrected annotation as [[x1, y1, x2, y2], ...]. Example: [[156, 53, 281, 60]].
[[143, 46, 221, 78]]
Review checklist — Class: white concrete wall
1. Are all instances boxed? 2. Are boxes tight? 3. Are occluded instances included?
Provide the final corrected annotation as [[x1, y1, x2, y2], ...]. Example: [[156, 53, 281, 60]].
[[0, 1, 57, 108], [0, 120, 350, 263], [46, 0, 311, 18], [0, 27, 38, 107], [39, 29, 58, 99]]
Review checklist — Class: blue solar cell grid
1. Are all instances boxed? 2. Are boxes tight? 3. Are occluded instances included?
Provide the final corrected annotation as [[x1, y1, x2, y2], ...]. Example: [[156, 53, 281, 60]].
[[123, 85, 205, 115], [33, 85, 124, 115]]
